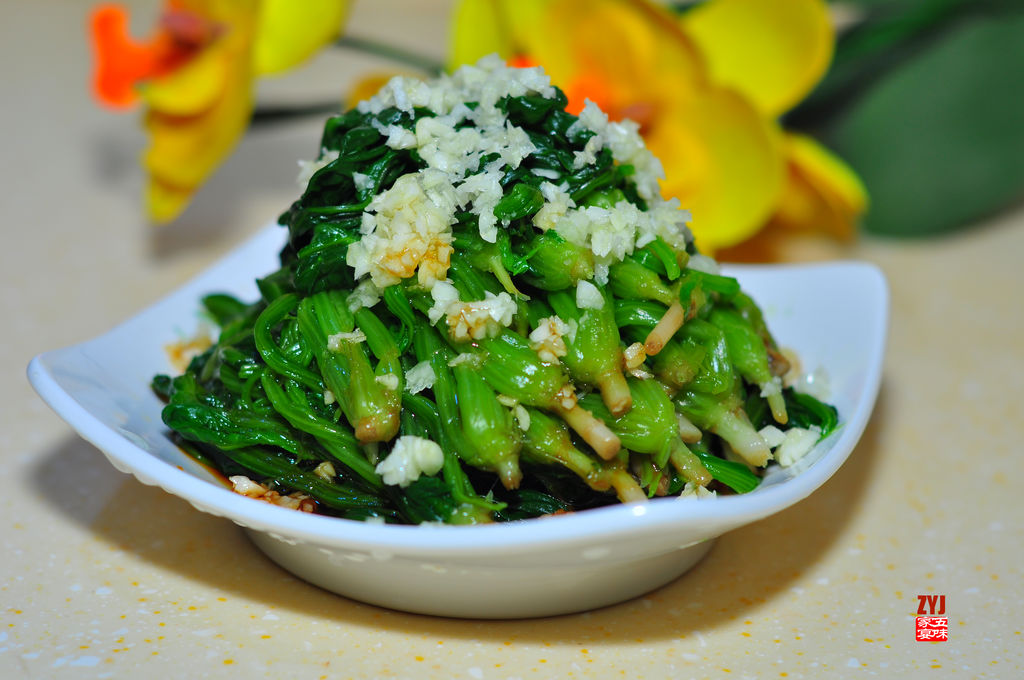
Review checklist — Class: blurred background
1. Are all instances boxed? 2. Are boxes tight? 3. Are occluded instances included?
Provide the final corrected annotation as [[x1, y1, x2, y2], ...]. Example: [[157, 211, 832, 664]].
[[73, 0, 1024, 258]]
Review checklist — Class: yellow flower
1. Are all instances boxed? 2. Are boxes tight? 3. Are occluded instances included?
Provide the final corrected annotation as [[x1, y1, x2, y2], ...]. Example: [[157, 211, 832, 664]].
[[449, 0, 865, 254], [90, 1, 350, 223], [718, 133, 868, 261], [681, 0, 867, 254]]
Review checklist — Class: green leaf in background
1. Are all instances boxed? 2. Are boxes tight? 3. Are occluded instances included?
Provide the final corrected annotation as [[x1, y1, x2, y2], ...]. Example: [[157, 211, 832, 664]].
[[820, 7, 1024, 236]]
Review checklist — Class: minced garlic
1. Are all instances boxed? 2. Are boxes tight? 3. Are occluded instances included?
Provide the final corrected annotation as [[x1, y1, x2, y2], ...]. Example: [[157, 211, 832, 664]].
[[327, 329, 367, 351], [446, 291, 517, 341], [429, 280, 516, 341], [342, 56, 692, 284], [374, 436, 445, 487], [678, 482, 717, 500], [575, 280, 604, 310], [404, 360, 436, 394], [375, 373, 400, 391], [528, 315, 571, 363], [296, 149, 340, 187], [346, 170, 457, 290], [228, 476, 316, 512]]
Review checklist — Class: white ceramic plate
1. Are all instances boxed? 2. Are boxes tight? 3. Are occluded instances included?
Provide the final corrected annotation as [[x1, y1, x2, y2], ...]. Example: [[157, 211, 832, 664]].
[[28, 222, 888, 618]]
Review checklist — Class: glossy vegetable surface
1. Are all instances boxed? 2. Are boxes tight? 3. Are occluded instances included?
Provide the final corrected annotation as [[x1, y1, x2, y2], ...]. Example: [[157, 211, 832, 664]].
[[155, 63, 838, 524]]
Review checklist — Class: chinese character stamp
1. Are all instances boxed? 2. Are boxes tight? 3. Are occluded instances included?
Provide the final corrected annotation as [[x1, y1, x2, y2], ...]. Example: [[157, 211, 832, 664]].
[[915, 595, 948, 642]]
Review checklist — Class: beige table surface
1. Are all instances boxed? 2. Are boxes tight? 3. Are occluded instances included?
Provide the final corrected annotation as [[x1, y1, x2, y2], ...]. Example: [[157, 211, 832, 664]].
[[2, 1, 1021, 678]]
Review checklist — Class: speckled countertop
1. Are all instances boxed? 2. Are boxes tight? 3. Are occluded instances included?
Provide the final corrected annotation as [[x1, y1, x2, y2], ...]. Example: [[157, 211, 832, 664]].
[[2, 2, 1021, 678]]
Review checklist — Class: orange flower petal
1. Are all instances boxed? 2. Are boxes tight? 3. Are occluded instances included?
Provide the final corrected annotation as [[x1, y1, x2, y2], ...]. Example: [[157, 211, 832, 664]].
[[552, 0, 705, 101], [90, 4, 160, 108], [90, 3, 218, 109]]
